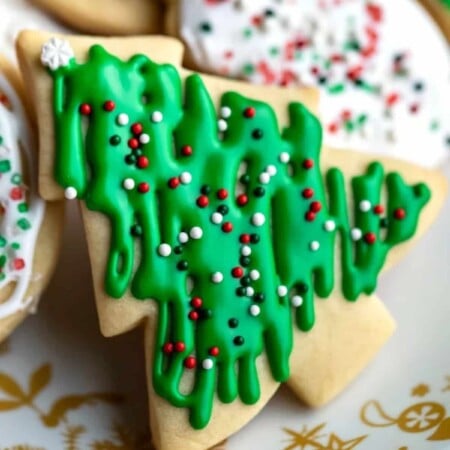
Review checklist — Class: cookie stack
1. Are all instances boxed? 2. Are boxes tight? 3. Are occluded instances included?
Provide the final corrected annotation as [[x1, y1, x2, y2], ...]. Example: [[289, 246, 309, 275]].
[[0, 1, 449, 449]]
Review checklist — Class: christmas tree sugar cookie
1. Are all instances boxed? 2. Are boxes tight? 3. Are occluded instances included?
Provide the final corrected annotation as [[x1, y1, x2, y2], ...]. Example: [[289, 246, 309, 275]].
[[0, 56, 63, 343], [29, 0, 163, 35], [16, 32, 447, 450], [165, 0, 450, 168], [419, 0, 450, 41]]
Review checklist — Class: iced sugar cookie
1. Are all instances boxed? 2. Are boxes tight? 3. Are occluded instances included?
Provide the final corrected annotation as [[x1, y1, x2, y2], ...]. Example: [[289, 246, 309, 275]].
[[29, 0, 163, 35], [17, 32, 447, 450], [419, 0, 450, 41], [166, 0, 450, 168], [0, 57, 63, 342]]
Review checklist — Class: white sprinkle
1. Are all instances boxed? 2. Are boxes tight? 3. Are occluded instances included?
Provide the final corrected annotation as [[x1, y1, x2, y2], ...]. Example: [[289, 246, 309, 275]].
[[180, 172, 192, 184], [266, 165, 277, 176], [259, 172, 271, 184], [221, 106, 232, 118], [190, 227, 203, 240], [351, 228, 363, 241], [249, 270, 260, 281], [310, 241, 320, 252], [279, 152, 290, 163], [151, 111, 163, 123], [249, 305, 261, 317], [211, 272, 224, 283], [116, 113, 129, 126], [139, 133, 150, 144], [291, 295, 303, 308], [158, 243, 172, 257], [122, 178, 135, 190], [218, 119, 228, 132], [324, 220, 336, 232], [252, 212, 266, 227], [211, 212, 223, 224], [359, 200, 372, 212], [241, 245, 252, 256], [277, 285, 288, 297], [246, 287, 255, 297], [178, 232, 189, 244], [202, 359, 214, 370], [64, 186, 77, 200]]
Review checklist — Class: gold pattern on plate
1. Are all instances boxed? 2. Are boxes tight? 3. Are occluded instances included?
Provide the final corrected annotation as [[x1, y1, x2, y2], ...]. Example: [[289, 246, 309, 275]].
[[443, 376, 450, 393], [283, 423, 367, 449], [411, 384, 430, 397]]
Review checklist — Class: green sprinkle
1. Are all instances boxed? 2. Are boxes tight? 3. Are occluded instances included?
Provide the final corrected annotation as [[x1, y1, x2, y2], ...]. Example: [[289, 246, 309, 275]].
[[0, 255, 6, 268], [11, 242, 20, 250], [430, 119, 440, 131], [199, 22, 212, 33], [345, 121, 355, 132], [18, 203, 29, 213], [0, 160, 11, 173], [17, 218, 31, 231], [242, 63, 255, 76], [357, 114, 368, 125], [0, 273, 5, 282], [243, 28, 253, 39], [0, 136, 3, 145], [0, 237, 6, 248], [11, 173, 22, 185], [269, 47, 279, 57], [328, 84, 345, 94]]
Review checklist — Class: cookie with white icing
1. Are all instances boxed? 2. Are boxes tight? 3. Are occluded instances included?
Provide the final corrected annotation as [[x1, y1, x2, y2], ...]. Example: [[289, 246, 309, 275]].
[[17, 32, 447, 450], [419, 0, 450, 41], [165, 0, 450, 168], [0, 57, 63, 342], [29, 0, 163, 35]]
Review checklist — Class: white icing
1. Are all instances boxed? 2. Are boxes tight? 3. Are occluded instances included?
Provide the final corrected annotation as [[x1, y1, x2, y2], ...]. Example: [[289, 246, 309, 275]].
[[0, 74, 45, 319], [180, 0, 450, 168]]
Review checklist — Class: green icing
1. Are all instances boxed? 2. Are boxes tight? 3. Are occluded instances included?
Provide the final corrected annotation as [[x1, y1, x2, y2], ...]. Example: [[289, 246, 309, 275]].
[[46, 44, 430, 429], [440, 0, 450, 9]]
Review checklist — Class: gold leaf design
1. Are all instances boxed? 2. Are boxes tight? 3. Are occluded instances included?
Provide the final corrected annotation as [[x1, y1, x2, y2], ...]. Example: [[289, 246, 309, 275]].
[[63, 425, 85, 450], [42, 393, 124, 428], [91, 424, 152, 450], [28, 364, 52, 400], [427, 417, 450, 441], [1, 446, 46, 450], [0, 372, 26, 400], [0, 400, 23, 411], [411, 384, 430, 397]]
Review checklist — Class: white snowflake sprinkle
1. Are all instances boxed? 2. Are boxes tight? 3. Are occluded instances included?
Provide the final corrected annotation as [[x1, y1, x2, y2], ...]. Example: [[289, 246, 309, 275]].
[[64, 186, 77, 200], [116, 113, 129, 126], [279, 152, 290, 163], [41, 38, 74, 71], [241, 246, 252, 256], [310, 241, 320, 251], [220, 106, 232, 118], [180, 172, 192, 184], [359, 200, 372, 212], [324, 220, 336, 232], [202, 359, 214, 370]]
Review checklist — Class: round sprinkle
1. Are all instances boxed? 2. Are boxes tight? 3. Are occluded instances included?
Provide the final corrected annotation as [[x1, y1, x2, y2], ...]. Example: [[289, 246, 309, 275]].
[[252, 213, 266, 227], [279, 152, 290, 163], [394, 208, 406, 220], [228, 318, 239, 328], [211, 272, 224, 283], [180, 172, 192, 184], [64, 187, 77, 200], [259, 172, 270, 184], [116, 113, 129, 126], [218, 119, 228, 132], [174, 341, 185, 352], [252, 129, 264, 140], [211, 212, 223, 224], [249, 305, 261, 317], [291, 296, 303, 308], [351, 228, 363, 241], [190, 227, 203, 240], [178, 232, 189, 244], [123, 178, 135, 190], [277, 285, 288, 297], [202, 359, 214, 370], [310, 241, 320, 252], [221, 106, 232, 118], [359, 200, 372, 212], [158, 244, 172, 257], [209, 346, 220, 357], [266, 165, 277, 176], [233, 336, 245, 346], [139, 133, 150, 144], [243, 107, 256, 118], [246, 287, 255, 297], [241, 246, 251, 256], [364, 232, 377, 245], [103, 100, 115, 112], [184, 356, 196, 369], [151, 111, 163, 123], [324, 220, 336, 232], [249, 270, 260, 281]]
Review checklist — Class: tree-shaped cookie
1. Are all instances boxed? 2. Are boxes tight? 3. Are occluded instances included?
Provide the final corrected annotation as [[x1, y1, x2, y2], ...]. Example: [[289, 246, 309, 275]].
[[17, 33, 447, 450]]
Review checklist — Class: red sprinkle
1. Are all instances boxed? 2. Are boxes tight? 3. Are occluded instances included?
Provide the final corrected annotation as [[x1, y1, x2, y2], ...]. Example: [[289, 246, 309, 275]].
[[191, 297, 203, 309], [364, 232, 377, 245], [209, 346, 220, 357], [10, 187, 23, 201], [13, 258, 25, 271], [243, 107, 256, 118], [103, 100, 115, 112], [128, 138, 139, 149], [305, 211, 316, 222], [181, 145, 193, 156], [394, 208, 406, 220], [163, 342, 174, 354], [222, 222, 233, 233], [217, 188, 228, 200], [310, 201, 322, 213], [138, 182, 150, 194], [373, 205, 384, 215], [137, 156, 149, 169], [303, 159, 314, 170], [168, 177, 180, 189], [197, 195, 209, 208], [302, 188, 314, 199], [237, 194, 248, 206], [184, 356, 197, 369], [328, 122, 339, 134], [174, 342, 185, 353], [189, 311, 199, 321], [131, 123, 143, 135], [240, 234, 251, 244], [232, 267, 244, 278], [79, 103, 92, 115]]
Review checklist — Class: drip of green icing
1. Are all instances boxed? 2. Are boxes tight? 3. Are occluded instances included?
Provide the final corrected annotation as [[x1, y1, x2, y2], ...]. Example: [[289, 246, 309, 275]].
[[47, 44, 430, 429]]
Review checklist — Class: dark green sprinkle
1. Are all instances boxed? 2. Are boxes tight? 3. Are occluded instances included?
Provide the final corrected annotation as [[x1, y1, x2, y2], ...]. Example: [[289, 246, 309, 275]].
[[174, 245, 183, 255], [240, 276, 251, 287], [240, 256, 251, 267], [236, 287, 247, 297], [177, 260, 189, 271], [252, 129, 264, 140], [233, 336, 245, 346], [228, 318, 239, 328], [254, 187, 265, 197], [254, 293, 265, 303], [218, 205, 229, 215], [109, 135, 121, 146], [130, 225, 143, 237], [250, 234, 260, 244], [201, 185, 211, 195], [125, 154, 136, 165]]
